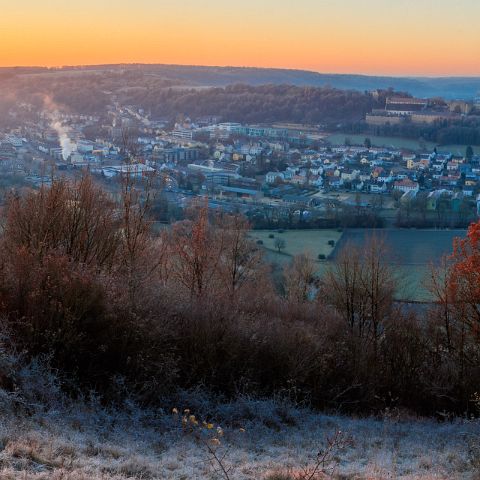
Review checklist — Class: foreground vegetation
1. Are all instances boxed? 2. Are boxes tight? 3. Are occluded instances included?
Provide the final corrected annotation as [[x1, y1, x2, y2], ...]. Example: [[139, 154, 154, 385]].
[[1, 395, 478, 479], [0, 174, 478, 417], [0, 174, 479, 478]]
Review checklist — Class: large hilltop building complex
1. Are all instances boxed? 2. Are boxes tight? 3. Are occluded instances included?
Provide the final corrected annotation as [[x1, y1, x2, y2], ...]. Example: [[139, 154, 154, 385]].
[[366, 95, 476, 126]]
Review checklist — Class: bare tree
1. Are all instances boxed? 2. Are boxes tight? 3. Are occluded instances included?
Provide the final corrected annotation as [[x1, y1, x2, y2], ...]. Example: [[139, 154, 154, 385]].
[[274, 237, 286, 253], [322, 241, 365, 336], [322, 236, 397, 356], [427, 255, 455, 353], [121, 127, 140, 163], [117, 172, 158, 311], [359, 236, 397, 357], [284, 254, 316, 304], [4, 175, 119, 268], [168, 203, 221, 301], [215, 214, 262, 301]]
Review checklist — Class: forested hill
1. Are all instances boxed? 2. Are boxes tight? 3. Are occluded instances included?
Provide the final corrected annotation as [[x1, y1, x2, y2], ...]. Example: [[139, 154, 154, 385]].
[[127, 84, 379, 124], [2, 63, 480, 99], [0, 71, 382, 122]]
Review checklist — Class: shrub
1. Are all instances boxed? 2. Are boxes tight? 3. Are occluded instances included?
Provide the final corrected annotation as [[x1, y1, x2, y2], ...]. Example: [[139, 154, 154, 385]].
[[264, 474, 293, 480]]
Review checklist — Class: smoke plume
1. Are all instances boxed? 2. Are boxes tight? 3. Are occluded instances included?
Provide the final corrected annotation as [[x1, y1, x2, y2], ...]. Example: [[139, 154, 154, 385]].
[[43, 96, 76, 161]]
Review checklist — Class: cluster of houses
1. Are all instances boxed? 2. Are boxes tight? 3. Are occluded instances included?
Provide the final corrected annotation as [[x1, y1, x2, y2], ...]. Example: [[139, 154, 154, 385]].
[[264, 146, 479, 191], [263, 146, 480, 213], [2, 103, 480, 219]]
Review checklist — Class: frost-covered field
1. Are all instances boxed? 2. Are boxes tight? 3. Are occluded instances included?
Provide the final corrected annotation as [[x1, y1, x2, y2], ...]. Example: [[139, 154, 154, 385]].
[[0, 397, 478, 480]]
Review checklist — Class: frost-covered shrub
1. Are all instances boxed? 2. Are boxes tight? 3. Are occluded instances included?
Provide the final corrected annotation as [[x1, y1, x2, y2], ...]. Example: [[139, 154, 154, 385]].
[[0, 329, 66, 413], [468, 392, 480, 473]]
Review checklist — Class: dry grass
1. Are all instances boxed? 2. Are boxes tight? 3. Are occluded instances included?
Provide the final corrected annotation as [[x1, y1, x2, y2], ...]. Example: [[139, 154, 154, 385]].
[[0, 398, 478, 480]]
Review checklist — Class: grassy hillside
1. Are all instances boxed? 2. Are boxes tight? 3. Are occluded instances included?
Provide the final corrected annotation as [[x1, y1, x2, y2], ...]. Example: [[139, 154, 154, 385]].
[[1, 398, 478, 479]]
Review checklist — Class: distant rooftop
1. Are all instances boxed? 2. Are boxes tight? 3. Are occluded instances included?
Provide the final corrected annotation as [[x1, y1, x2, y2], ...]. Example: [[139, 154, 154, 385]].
[[386, 97, 428, 105]]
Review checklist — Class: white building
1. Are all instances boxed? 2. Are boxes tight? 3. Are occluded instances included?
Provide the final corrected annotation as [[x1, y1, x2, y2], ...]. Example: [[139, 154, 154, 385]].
[[102, 164, 155, 178], [77, 140, 94, 153], [394, 179, 419, 193], [172, 127, 193, 140], [6, 135, 24, 148], [370, 182, 387, 194], [265, 172, 285, 184]]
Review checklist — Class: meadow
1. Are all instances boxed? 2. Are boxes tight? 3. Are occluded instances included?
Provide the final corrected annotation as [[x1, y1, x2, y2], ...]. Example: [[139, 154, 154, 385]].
[[250, 229, 342, 260], [331, 228, 464, 265], [252, 228, 466, 300]]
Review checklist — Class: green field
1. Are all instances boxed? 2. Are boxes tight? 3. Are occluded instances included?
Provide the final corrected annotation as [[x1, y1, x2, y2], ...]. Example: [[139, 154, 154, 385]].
[[252, 228, 467, 301], [326, 133, 479, 154], [250, 229, 342, 262]]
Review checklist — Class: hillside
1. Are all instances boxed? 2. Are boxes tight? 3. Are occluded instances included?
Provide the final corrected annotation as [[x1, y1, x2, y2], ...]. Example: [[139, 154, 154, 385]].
[[3, 64, 480, 99]]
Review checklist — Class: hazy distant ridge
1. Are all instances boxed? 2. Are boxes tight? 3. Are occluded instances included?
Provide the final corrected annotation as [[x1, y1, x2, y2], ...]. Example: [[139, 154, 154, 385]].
[[3, 64, 480, 99]]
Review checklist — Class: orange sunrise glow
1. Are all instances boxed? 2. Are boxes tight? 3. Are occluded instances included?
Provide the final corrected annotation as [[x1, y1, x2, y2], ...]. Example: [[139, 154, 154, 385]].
[[1, 0, 479, 75]]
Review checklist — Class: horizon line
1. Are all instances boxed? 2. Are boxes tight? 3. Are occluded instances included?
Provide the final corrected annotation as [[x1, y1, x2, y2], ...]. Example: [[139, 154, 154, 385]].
[[1, 62, 480, 79]]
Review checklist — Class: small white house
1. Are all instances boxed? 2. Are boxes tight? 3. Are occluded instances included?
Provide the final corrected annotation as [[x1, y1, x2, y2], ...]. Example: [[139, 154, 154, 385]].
[[394, 179, 419, 193], [265, 171, 285, 184]]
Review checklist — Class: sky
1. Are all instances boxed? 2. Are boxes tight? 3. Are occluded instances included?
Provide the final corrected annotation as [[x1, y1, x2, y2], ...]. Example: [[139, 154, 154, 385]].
[[1, 0, 479, 76]]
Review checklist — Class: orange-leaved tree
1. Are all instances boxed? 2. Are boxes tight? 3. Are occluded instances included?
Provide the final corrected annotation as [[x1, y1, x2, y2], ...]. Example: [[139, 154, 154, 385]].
[[450, 221, 480, 344]]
